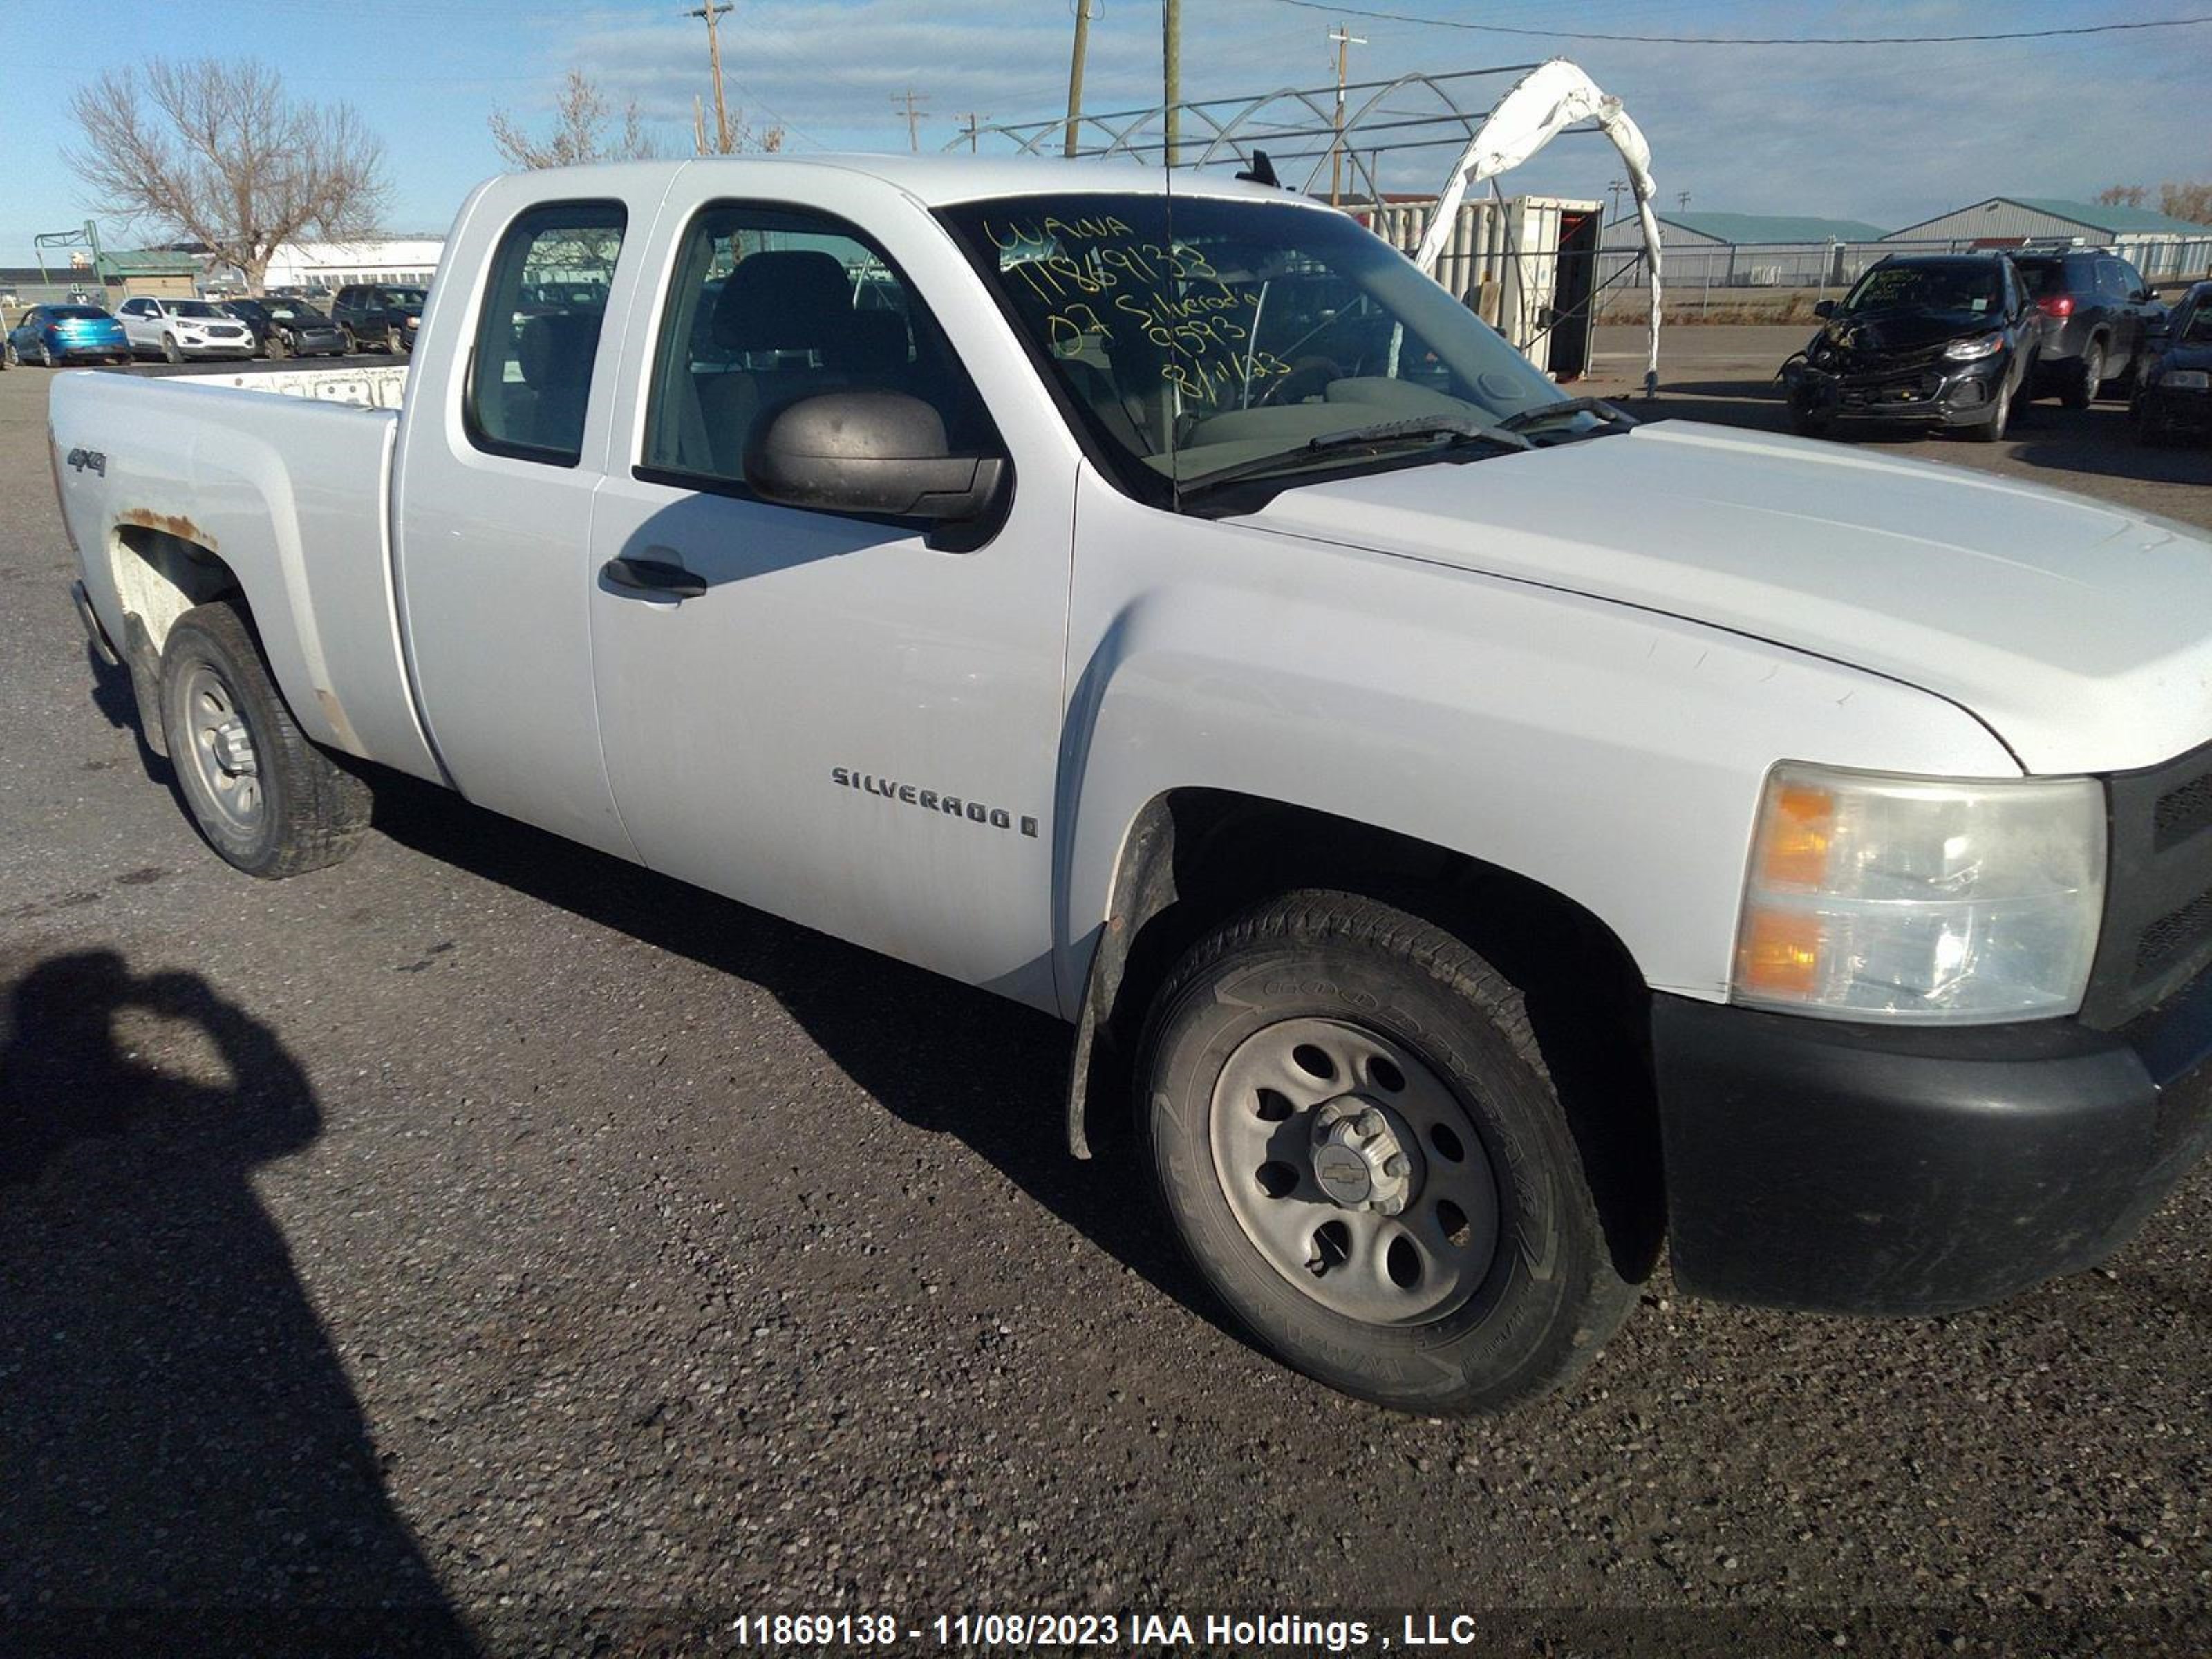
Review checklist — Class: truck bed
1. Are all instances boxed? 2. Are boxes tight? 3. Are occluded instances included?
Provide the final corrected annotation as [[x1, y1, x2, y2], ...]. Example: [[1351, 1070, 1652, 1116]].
[[50, 366, 443, 784]]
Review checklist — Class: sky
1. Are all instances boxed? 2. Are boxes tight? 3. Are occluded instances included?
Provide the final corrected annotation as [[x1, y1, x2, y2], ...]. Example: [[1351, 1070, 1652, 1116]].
[[4, 0, 2208, 265]]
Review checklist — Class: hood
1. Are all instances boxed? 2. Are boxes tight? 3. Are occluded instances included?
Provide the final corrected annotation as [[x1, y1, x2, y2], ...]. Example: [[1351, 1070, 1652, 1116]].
[[2158, 343, 2212, 373], [1819, 308, 2003, 357], [1239, 420, 2212, 776]]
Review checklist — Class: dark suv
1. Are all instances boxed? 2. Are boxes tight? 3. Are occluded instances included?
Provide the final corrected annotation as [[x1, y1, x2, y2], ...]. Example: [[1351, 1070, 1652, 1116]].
[[330, 283, 429, 354], [1782, 253, 2041, 441], [2014, 248, 2164, 409]]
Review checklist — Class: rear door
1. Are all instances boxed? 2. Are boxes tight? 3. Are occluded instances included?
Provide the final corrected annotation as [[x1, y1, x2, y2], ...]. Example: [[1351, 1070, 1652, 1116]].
[[391, 196, 643, 856], [580, 183, 1074, 1006]]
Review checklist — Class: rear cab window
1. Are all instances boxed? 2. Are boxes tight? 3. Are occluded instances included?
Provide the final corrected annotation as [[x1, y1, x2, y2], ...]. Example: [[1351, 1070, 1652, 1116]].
[[464, 200, 628, 467]]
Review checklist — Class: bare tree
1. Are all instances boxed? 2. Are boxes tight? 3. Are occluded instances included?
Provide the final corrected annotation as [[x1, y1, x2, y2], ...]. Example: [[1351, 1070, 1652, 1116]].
[[66, 59, 388, 294], [490, 70, 662, 169], [2098, 183, 2148, 209], [2159, 180, 2212, 225]]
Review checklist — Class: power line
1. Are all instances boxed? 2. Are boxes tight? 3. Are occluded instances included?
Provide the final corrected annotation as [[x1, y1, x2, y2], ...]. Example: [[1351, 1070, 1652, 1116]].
[[1245, 0, 2212, 46]]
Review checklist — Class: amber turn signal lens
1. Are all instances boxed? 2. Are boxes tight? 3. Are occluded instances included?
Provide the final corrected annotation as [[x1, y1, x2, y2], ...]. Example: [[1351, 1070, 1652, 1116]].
[[1759, 782, 1835, 890], [1736, 907, 1824, 1000]]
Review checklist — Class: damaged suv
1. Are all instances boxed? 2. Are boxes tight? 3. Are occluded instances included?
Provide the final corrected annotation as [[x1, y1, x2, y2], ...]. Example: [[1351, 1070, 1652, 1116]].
[[1784, 253, 2041, 442]]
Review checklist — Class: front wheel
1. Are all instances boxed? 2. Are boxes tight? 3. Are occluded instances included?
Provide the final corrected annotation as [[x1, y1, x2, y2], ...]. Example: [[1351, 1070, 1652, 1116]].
[[1, 341, 16, 368], [158, 601, 373, 878], [1785, 392, 1830, 438], [1136, 890, 1636, 1414], [1968, 376, 2012, 442], [160, 332, 182, 364]]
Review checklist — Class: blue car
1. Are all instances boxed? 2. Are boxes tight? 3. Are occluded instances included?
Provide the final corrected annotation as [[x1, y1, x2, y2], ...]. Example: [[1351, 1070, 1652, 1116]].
[[4, 303, 131, 368]]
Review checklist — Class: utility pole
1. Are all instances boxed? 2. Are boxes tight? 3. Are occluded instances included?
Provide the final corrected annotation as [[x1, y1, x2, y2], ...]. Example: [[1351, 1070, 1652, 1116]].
[[686, 1, 735, 155], [1063, 0, 1093, 159], [1606, 178, 1627, 225], [1327, 23, 1366, 207], [893, 87, 928, 151], [1162, 0, 1181, 167], [694, 95, 709, 157], [1676, 189, 1691, 213], [957, 111, 988, 153]]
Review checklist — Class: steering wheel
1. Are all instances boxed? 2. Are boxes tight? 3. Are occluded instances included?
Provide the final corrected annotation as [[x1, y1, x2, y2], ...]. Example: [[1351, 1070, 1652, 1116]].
[[1257, 354, 1346, 407]]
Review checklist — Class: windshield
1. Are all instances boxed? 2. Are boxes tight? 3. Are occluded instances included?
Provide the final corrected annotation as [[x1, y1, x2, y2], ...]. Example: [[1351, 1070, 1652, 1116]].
[[1841, 261, 2003, 318], [386, 287, 428, 308], [937, 192, 1568, 500], [265, 301, 324, 321]]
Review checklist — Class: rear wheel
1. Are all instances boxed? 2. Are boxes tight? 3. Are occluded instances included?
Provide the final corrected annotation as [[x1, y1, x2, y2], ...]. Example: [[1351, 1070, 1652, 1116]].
[[2063, 341, 2103, 410], [35, 338, 56, 368], [1136, 890, 1636, 1414], [158, 601, 372, 878]]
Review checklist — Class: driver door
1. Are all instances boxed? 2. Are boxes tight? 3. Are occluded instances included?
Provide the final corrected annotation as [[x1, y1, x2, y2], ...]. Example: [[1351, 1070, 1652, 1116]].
[[583, 198, 1069, 1006]]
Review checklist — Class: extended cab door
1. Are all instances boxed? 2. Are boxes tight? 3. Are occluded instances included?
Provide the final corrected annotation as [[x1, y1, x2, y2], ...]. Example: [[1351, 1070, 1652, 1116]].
[[391, 195, 644, 857], [582, 183, 1074, 1009]]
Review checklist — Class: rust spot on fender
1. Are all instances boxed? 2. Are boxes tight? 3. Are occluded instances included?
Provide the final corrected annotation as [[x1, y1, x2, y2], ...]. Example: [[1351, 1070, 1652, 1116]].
[[118, 508, 216, 552]]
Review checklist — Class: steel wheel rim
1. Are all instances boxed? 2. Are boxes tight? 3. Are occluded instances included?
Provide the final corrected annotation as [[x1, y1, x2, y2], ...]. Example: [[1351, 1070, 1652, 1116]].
[[1209, 1015, 1501, 1326], [2082, 349, 2101, 401], [179, 663, 265, 837]]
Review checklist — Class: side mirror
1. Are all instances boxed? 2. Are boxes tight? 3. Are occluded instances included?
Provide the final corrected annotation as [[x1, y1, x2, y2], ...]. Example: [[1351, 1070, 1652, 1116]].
[[1812, 299, 1835, 319], [744, 391, 1006, 523], [2133, 288, 2155, 304]]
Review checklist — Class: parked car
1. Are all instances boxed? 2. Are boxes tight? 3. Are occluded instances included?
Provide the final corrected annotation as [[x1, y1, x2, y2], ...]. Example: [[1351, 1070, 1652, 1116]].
[[221, 297, 349, 359], [4, 303, 130, 367], [2014, 247, 2164, 409], [1782, 253, 2040, 441], [330, 283, 428, 353], [50, 158, 2212, 1416], [115, 295, 256, 362], [2133, 279, 2212, 442]]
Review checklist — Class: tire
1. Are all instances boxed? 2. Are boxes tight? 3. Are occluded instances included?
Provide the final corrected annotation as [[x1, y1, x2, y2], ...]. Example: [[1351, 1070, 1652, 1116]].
[[339, 326, 357, 356], [1, 341, 15, 368], [1785, 394, 1830, 438], [1134, 890, 1637, 1414], [1968, 375, 2012, 442], [2063, 340, 2103, 410], [385, 325, 404, 355], [36, 338, 56, 368], [161, 332, 182, 364], [157, 601, 372, 878]]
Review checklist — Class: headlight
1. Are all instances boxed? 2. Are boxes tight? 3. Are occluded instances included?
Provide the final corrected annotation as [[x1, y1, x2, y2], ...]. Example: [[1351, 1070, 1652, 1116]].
[[1734, 763, 2105, 1024], [406, 315, 419, 328], [1943, 332, 2005, 362], [2163, 368, 2209, 391]]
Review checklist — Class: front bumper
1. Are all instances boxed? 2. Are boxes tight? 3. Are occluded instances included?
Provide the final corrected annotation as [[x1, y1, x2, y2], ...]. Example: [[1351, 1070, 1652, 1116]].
[[169, 335, 257, 358], [2137, 383, 2212, 435], [1651, 972, 2212, 1315], [1784, 355, 2006, 427]]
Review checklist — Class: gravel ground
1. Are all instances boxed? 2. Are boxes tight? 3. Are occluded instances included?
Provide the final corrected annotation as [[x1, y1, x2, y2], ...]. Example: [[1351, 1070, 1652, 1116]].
[[1, 349, 2209, 1657]]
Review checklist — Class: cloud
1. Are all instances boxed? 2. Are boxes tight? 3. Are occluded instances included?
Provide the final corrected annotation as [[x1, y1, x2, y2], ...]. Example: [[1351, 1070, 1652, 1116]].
[[494, 0, 2208, 229]]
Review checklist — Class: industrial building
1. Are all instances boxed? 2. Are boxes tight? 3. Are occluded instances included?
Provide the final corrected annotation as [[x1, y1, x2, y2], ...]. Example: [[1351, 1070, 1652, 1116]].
[[260, 237, 444, 292], [1882, 197, 2212, 276]]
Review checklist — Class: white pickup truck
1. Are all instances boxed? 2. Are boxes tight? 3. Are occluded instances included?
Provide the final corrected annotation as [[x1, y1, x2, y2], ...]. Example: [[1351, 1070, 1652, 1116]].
[[50, 157, 2212, 1414]]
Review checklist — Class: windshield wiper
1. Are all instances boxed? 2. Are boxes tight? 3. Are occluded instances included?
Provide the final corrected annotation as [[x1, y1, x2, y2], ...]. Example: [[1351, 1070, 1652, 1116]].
[[1176, 415, 1531, 500], [1494, 395, 1638, 434]]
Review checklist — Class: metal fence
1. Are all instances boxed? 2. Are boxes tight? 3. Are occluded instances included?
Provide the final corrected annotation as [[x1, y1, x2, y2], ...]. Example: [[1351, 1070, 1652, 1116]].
[[1595, 233, 2212, 309]]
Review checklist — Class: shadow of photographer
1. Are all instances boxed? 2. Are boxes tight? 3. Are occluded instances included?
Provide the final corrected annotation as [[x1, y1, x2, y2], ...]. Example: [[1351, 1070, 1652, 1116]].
[[0, 948, 473, 1653]]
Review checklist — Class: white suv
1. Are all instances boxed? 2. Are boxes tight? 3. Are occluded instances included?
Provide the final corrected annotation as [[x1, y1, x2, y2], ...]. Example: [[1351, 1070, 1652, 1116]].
[[115, 297, 256, 363]]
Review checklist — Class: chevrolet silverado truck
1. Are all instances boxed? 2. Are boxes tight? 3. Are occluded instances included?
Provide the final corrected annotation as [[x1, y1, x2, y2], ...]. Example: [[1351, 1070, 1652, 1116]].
[[48, 157, 2212, 1414]]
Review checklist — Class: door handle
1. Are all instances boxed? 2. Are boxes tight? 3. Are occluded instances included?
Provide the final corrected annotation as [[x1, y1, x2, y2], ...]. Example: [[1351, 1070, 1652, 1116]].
[[601, 556, 706, 600]]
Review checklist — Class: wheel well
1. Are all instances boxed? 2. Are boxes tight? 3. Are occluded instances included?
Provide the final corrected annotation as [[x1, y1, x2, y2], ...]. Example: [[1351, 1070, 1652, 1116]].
[[1070, 789, 1662, 1273], [110, 525, 241, 655]]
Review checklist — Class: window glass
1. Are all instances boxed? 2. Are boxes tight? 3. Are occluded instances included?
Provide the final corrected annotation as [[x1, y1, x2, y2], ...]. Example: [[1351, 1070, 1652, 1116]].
[[465, 200, 626, 466], [2110, 256, 2146, 299], [938, 192, 1586, 498], [641, 203, 994, 492]]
